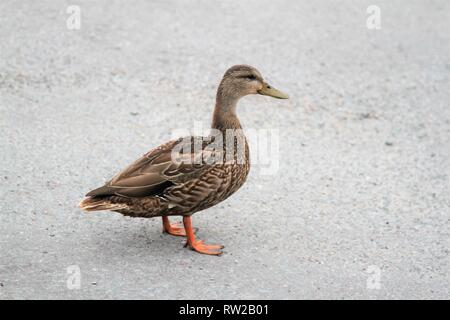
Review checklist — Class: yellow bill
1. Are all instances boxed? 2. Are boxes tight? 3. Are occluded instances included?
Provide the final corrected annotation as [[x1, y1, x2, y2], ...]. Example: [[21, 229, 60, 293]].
[[257, 82, 289, 99]]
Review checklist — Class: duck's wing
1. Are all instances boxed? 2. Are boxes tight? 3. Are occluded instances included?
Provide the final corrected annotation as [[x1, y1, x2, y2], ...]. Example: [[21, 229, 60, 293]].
[[86, 137, 215, 198]]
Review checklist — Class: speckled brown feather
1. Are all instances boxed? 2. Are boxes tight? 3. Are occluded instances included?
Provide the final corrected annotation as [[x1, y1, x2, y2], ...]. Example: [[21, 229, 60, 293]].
[[79, 134, 250, 217]]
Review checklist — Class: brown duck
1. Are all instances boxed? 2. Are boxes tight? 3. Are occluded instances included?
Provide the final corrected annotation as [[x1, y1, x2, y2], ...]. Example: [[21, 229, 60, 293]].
[[79, 65, 288, 255]]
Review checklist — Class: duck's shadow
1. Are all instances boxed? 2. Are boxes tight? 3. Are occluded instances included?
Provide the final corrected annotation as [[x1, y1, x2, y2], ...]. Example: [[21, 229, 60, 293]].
[[90, 218, 227, 260]]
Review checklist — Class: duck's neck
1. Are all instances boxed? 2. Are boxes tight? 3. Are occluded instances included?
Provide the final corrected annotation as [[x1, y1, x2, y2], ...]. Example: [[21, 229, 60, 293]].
[[211, 90, 242, 131]]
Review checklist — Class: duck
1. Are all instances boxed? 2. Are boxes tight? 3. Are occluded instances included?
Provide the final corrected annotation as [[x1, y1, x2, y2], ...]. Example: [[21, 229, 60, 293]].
[[79, 65, 289, 255]]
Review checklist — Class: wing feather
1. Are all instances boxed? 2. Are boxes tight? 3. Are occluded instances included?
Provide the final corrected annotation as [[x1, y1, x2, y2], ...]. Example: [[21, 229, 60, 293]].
[[86, 137, 214, 198]]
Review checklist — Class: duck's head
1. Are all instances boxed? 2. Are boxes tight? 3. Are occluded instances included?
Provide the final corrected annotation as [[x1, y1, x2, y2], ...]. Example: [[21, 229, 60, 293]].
[[217, 65, 289, 101]]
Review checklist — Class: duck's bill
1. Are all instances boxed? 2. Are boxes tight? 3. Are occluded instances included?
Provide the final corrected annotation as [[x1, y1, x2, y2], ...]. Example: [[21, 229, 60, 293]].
[[257, 83, 289, 99]]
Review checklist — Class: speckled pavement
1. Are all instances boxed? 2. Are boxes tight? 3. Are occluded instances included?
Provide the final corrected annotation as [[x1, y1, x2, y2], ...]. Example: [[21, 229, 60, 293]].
[[0, 0, 449, 299]]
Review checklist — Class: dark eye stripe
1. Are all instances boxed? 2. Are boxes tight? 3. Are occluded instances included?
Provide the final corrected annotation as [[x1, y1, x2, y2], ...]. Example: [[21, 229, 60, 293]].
[[238, 74, 256, 80]]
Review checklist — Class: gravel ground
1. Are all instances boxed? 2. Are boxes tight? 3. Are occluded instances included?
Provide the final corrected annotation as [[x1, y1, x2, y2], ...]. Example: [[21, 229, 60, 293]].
[[0, 0, 449, 299]]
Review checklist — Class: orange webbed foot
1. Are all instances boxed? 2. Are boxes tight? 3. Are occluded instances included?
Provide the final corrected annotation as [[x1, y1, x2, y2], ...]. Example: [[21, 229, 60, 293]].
[[185, 240, 224, 256], [162, 217, 197, 237], [164, 222, 187, 236], [182, 216, 224, 256]]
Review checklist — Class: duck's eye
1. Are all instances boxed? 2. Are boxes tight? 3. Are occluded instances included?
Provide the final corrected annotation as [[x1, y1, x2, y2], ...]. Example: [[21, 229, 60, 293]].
[[247, 75, 256, 80]]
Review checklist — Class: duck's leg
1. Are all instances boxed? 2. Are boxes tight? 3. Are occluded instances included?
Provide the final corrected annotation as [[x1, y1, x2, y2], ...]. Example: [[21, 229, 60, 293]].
[[162, 216, 186, 236], [183, 216, 224, 256]]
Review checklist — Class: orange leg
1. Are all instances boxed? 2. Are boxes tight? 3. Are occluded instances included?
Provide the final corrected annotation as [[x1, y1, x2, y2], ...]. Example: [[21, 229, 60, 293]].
[[183, 216, 224, 256], [162, 216, 187, 237]]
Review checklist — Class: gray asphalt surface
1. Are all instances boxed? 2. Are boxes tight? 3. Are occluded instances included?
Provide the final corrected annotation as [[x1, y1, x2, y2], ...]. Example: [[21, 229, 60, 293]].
[[1, 0, 449, 299]]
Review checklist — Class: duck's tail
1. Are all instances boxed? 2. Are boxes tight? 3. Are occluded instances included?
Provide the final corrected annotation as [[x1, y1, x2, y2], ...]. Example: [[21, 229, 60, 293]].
[[78, 197, 128, 212]]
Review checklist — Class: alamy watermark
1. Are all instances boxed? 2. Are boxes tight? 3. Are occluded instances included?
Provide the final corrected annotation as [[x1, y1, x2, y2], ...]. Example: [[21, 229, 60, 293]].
[[366, 5, 381, 30], [171, 122, 279, 175], [66, 265, 81, 289], [66, 5, 81, 30], [366, 265, 381, 290]]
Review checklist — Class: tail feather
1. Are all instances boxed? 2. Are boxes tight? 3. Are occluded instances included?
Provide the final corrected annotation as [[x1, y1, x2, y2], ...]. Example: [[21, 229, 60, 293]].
[[79, 197, 128, 212]]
